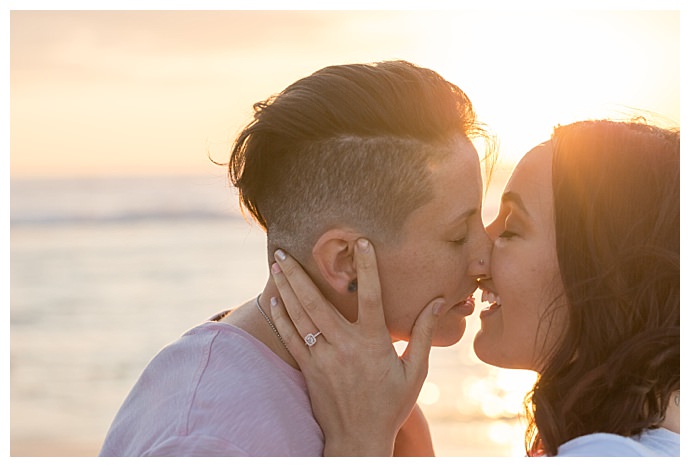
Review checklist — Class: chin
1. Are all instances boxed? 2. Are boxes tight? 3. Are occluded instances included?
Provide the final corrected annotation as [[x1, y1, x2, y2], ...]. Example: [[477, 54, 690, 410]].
[[472, 329, 493, 365], [472, 332, 519, 369], [432, 336, 463, 347], [431, 320, 466, 347], [472, 330, 494, 363]]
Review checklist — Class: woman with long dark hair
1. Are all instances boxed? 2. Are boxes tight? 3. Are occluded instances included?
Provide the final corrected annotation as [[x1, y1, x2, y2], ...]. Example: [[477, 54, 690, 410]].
[[269, 119, 680, 456]]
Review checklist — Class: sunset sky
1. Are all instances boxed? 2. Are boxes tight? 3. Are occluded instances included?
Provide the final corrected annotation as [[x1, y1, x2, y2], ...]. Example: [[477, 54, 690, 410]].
[[9, 5, 681, 178]]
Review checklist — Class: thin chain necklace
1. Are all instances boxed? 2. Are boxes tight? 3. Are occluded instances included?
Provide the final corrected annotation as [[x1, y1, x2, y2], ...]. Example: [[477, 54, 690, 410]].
[[255, 294, 290, 354]]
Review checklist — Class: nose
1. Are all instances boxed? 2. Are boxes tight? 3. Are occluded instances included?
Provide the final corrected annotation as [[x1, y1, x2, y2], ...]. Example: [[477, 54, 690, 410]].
[[469, 226, 492, 279]]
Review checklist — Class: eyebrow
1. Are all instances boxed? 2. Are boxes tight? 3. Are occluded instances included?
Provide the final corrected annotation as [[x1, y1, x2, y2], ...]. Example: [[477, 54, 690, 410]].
[[501, 191, 530, 217]]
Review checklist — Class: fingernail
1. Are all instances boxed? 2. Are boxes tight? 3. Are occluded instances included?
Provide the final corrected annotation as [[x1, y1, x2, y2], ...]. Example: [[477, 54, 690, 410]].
[[270, 296, 278, 307], [432, 301, 444, 316], [275, 249, 286, 261], [357, 238, 370, 252], [271, 262, 281, 274]]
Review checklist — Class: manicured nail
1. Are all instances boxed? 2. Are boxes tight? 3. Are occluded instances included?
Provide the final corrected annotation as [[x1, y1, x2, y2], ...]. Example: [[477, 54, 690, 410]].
[[270, 296, 278, 307], [357, 238, 370, 252], [271, 262, 281, 275], [275, 249, 287, 261]]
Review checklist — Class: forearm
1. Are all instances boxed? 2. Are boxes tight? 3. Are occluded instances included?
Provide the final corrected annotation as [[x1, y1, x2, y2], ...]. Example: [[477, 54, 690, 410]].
[[393, 404, 435, 457]]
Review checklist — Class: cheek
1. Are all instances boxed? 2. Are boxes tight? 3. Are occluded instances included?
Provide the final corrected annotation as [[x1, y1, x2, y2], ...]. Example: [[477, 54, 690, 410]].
[[379, 248, 440, 292], [414, 250, 466, 298], [494, 244, 544, 305], [377, 251, 456, 331], [493, 251, 564, 368], [376, 257, 423, 320]]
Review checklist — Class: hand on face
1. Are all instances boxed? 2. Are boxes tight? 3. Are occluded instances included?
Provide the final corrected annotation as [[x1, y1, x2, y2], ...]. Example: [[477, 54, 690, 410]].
[[269, 238, 444, 456]]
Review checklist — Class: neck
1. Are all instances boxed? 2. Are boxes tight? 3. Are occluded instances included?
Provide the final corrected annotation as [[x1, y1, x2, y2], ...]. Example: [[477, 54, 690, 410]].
[[222, 280, 300, 370], [659, 390, 680, 434], [256, 281, 300, 369]]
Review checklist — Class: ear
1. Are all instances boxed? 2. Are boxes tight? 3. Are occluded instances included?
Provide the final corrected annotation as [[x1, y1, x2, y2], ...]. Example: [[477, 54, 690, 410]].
[[312, 228, 359, 295]]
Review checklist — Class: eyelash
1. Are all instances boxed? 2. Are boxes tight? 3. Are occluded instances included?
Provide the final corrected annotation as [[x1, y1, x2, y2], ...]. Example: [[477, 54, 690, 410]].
[[452, 237, 468, 246], [498, 230, 517, 239]]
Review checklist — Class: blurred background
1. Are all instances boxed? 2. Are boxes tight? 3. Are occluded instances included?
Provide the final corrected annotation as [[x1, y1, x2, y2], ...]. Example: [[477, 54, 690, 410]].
[[8, 6, 680, 457]]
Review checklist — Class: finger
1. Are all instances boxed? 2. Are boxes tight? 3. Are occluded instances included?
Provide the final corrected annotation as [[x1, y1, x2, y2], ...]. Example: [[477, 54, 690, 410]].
[[273, 249, 348, 337], [268, 296, 311, 363], [401, 299, 445, 380], [270, 260, 318, 338], [353, 238, 386, 330]]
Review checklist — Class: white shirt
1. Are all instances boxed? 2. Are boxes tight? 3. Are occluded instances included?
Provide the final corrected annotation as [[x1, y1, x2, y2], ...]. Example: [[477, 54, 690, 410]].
[[556, 428, 679, 457]]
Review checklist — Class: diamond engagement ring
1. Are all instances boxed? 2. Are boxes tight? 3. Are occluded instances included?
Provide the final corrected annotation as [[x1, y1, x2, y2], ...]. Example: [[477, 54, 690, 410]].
[[304, 331, 322, 347]]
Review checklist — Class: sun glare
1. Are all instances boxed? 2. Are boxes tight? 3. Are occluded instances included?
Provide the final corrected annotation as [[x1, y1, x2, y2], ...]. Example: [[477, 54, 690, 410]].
[[433, 10, 679, 167]]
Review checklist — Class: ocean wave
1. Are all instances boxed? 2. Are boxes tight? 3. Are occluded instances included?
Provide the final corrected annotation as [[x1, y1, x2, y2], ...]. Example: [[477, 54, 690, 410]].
[[10, 209, 242, 226], [10, 175, 244, 227]]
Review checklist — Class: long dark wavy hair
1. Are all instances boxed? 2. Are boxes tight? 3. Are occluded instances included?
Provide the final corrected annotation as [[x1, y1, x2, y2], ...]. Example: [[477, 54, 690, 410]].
[[525, 120, 680, 456]]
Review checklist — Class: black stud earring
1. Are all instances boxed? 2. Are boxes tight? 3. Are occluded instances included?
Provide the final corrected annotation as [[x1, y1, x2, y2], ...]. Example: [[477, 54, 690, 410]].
[[347, 279, 358, 293]]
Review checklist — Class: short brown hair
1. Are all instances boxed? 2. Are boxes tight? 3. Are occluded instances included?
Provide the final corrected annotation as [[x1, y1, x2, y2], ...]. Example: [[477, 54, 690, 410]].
[[228, 60, 489, 259]]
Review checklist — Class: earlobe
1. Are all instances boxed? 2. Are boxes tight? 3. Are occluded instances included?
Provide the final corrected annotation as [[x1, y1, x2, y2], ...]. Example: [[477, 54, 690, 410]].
[[347, 279, 358, 293], [312, 229, 358, 294]]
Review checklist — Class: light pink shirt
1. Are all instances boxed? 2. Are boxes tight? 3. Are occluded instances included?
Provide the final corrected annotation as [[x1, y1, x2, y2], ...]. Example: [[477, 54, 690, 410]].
[[100, 321, 324, 456]]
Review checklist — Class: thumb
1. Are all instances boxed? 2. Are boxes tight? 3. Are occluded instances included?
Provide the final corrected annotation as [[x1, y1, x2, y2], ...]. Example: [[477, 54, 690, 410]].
[[401, 298, 445, 376]]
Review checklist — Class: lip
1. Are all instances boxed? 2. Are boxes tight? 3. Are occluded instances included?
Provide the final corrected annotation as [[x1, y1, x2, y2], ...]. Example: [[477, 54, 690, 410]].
[[477, 280, 498, 296], [479, 301, 501, 319], [477, 281, 501, 319], [450, 294, 476, 317]]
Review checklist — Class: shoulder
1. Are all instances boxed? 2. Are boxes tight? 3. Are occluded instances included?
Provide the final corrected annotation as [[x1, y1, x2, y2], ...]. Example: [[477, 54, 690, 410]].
[[138, 322, 260, 380], [556, 429, 680, 457], [101, 322, 323, 456], [155, 321, 288, 371], [143, 321, 307, 398], [636, 428, 680, 456], [183, 322, 309, 408], [166, 322, 323, 455], [182, 321, 305, 382]]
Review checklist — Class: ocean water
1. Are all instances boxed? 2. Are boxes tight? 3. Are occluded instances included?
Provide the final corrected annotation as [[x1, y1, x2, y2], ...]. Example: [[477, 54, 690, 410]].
[[9, 174, 535, 457]]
